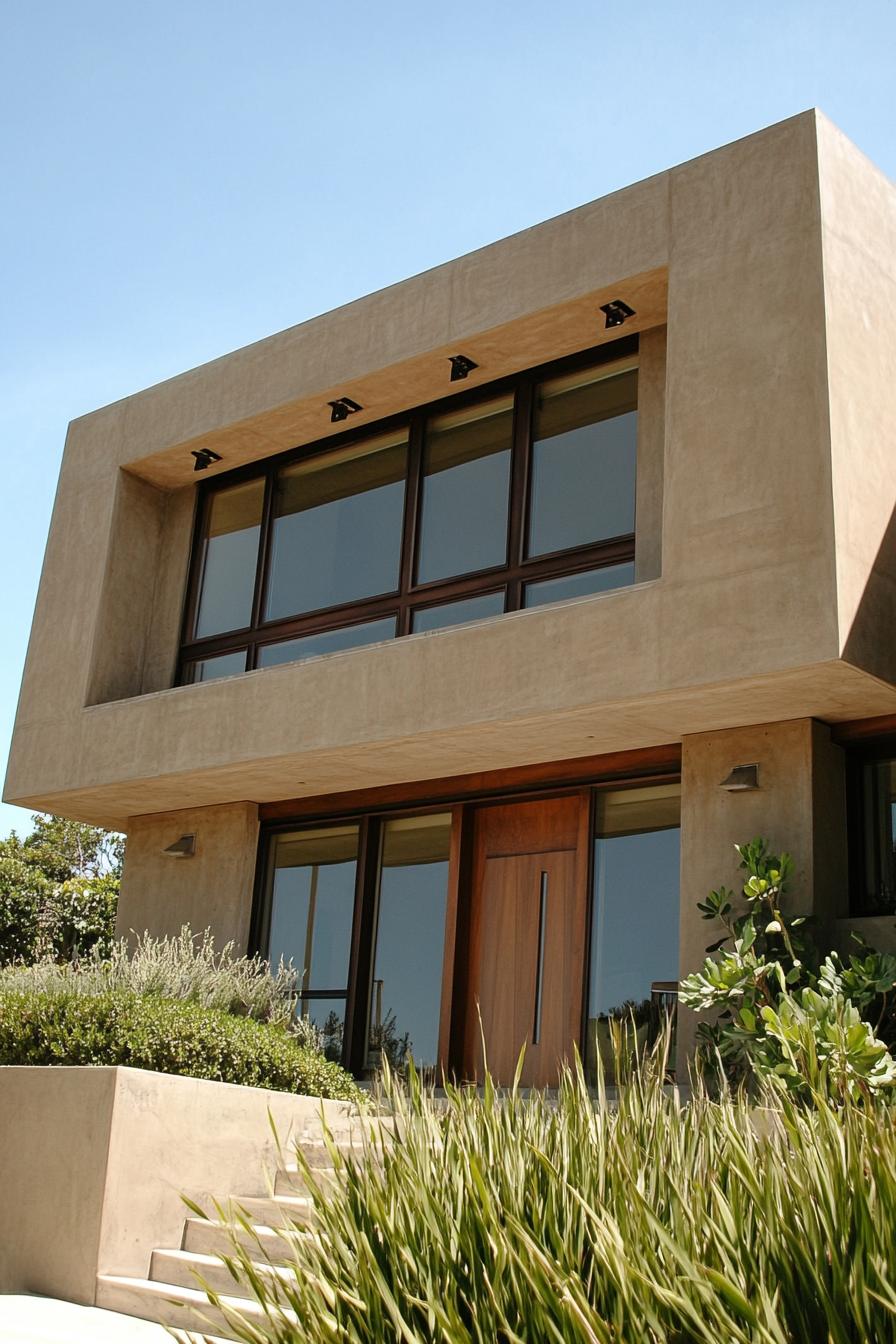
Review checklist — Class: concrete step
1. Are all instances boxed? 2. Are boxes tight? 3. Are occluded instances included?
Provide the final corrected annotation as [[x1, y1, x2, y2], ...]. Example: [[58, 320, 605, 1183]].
[[291, 1139, 365, 1168], [181, 1215, 302, 1262], [96, 1273, 297, 1341], [150, 1246, 293, 1299], [225, 1193, 316, 1227], [274, 1162, 339, 1195]]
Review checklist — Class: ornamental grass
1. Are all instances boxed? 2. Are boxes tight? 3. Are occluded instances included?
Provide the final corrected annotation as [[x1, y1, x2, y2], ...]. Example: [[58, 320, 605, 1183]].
[[207, 1039, 896, 1344]]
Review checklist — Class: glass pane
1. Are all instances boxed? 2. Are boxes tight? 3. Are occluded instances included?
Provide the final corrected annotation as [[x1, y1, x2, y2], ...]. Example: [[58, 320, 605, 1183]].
[[586, 784, 680, 1086], [369, 814, 451, 1072], [524, 563, 634, 608], [185, 649, 248, 682], [296, 996, 346, 1064], [257, 616, 397, 668], [265, 435, 407, 620], [267, 827, 359, 1052], [860, 759, 896, 915], [417, 396, 513, 583], [195, 479, 264, 637], [411, 591, 505, 634], [528, 366, 637, 558]]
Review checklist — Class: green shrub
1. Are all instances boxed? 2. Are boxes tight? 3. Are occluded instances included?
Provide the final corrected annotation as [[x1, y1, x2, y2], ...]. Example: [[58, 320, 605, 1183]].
[[0, 857, 50, 963], [679, 838, 896, 1101], [0, 987, 358, 1101], [209, 1051, 896, 1344], [0, 815, 122, 965], [0, 926, 321, 1051]]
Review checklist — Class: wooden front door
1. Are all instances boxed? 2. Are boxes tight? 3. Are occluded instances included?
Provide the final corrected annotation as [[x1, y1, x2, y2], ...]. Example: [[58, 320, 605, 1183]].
[[461, 795, 589, 1087]]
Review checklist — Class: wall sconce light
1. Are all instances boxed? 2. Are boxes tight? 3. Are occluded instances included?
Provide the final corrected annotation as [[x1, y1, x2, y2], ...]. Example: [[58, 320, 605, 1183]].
[[719, 764, 760, 792], [328, 397, 363, 424], [448, 354, 478, 382], [191, 449, 222, 472], [600, 299, 636, 329], [163, 834, 196, 858]]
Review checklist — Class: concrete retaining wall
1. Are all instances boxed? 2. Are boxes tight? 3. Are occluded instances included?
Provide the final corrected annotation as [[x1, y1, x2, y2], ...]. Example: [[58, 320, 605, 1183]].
[[0, 1065, 354, 1305]]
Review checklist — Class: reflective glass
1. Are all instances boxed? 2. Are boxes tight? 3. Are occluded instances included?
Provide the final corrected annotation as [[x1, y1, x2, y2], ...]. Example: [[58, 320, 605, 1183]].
[[411, 591, 505, 634], [528, 366, 637, 558], [195, 480, 264, 637], [257, 617, 397, 668], [369, 814, 451, 1072], [185, 650, 248, 682], [586, 784, 680, 1085], [265, 436, 407, 620], [417, 397, 513, 583], [858, 759, 896, 915], [524, 563, 635, 608], [267, 826, 359, 1062]]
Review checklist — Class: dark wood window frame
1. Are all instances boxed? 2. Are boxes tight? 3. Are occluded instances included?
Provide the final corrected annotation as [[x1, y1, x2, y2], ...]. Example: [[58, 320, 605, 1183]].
[[249, 741, 679, 1078], [177, 334, 639, 681]]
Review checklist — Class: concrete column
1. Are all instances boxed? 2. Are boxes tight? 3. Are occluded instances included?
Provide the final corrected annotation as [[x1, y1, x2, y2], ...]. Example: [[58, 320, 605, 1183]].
[[116, 801, 260, 951], [677, 718, 847, 1069]]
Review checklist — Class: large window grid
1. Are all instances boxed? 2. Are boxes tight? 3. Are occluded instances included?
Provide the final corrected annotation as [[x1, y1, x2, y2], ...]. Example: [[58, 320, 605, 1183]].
[[178, 334, 638, 683]]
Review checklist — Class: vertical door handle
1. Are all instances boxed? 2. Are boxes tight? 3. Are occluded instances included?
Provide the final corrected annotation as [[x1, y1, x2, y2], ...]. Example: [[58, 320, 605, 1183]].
[[532, 870, 548, 1044]]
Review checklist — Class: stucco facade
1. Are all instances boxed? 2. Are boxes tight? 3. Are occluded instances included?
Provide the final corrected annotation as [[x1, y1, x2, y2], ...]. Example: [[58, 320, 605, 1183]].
[[6, 110, 896, 1079]]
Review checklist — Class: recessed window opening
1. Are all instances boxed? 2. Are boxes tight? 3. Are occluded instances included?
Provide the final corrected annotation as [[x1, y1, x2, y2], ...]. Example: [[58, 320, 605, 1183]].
[[847, 748, 896, 917], [178, 338, 640, 683]]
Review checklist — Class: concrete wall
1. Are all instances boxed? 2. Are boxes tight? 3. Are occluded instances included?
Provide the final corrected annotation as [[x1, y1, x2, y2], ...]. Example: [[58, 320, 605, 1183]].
[[677, 717, 848, 1063], [115, 802, 260, 949], [5, 111, 896, 832], [0, 1066, 356, 1304]]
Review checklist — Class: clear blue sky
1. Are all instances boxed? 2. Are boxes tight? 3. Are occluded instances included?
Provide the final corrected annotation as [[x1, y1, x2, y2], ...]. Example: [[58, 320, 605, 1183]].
[[1, 1, 894, 838]]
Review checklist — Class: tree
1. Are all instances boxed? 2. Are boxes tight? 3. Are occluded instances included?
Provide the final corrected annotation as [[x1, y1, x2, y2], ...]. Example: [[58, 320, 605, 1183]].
[[0, 814, 123, 965]]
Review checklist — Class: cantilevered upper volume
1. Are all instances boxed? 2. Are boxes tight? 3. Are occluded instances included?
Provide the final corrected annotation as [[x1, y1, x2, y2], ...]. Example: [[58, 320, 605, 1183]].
[[6, 111, 895, 830]]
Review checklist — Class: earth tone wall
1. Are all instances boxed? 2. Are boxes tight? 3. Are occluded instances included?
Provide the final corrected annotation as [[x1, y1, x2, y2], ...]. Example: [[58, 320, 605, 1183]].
[[0, 1066, 355, 1304], [677, 717, 848, 1066], [115, 801, 259, 950], [818, 116, 896, 687]]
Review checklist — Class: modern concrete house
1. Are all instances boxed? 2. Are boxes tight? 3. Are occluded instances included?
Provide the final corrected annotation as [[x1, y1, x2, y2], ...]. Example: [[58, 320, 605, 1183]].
[[6, 109, 896, 1084]]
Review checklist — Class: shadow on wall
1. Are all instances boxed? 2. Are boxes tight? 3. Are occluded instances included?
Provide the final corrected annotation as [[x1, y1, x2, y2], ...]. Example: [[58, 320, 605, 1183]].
[[841, 494, 896, 687]]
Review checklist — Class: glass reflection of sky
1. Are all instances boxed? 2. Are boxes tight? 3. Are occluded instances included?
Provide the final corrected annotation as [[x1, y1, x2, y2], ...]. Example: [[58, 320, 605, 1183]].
[[529, 411, 637, 557], [590, 828, 680, 1019], [268, 859, 356, 991], [372, 859, 448, 1068]]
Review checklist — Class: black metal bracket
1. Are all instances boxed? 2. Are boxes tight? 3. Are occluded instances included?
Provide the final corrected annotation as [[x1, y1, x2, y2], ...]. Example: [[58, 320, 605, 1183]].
[[448, 354, 478, 382], [599, 300, 636, 329], [328, 397, 363, 423], [191, 448, 223, 471]]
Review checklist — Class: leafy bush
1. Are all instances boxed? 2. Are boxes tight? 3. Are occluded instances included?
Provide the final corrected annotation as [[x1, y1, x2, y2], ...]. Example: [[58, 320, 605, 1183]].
[[206, 1049, 896, 1344], [0, 926, 322, 1051], [0, 986, 358, 1100], [0, 857, 51, 964], [679, 838, 896, 1101], [0, 814, 122, 965]]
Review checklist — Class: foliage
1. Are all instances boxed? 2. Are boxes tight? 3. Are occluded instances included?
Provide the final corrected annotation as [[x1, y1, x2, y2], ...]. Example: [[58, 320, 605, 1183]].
[[679, 837, 896, 1101], [0, 986, 358, 1100], [0, 926, 322, 1052], [0, 857, 52, 964], [9, 813, 124, 882], [0, 813, 123, 965], [205, 1044, 896, 1344]]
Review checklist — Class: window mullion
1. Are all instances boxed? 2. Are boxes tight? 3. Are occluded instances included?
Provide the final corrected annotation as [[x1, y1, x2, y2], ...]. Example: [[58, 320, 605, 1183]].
[[400, 408, 427, 599], [506, 378, 533, 574], [251, 470, 277, 631], [344, 816, 382, 1074]]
